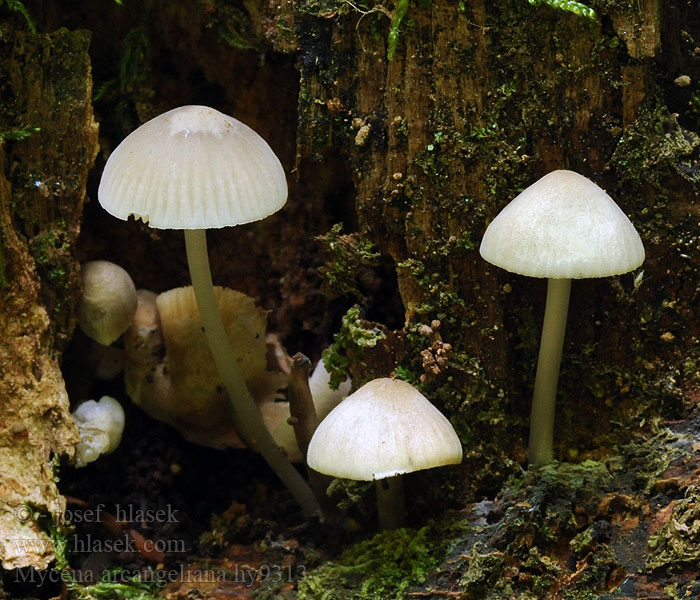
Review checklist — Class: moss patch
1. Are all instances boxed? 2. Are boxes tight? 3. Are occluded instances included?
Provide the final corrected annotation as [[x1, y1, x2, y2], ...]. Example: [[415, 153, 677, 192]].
[[297, 519, 468, 599], [647, 486, 700, 570], [321, 304, 387, 389]]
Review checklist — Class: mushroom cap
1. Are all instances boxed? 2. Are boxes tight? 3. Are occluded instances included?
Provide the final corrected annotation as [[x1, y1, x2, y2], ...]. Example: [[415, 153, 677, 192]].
[[308, 356, 352, 421], [72, 396, 126, 467], [479, 170, 644, 279], [124, 285, 287, 449], [79, 260, 137, 346], [98, 105, 288, 229], [307, 378, 463, 481]]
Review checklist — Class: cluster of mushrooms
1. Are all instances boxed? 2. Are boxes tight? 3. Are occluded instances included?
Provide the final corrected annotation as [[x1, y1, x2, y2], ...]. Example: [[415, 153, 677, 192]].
[[73, 105, 644, 528]]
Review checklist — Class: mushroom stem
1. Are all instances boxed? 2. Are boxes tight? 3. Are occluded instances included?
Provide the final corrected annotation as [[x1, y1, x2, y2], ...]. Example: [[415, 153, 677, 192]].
[[528, 277, 571, 467], [184, 228, 320, 516], [375, 475, 406, 530]]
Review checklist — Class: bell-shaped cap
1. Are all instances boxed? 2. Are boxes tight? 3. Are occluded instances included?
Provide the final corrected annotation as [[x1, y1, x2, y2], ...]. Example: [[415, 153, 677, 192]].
[[98, 105, 288, 229], [307, 378, 463, 481], [479, 170, 644, 279]]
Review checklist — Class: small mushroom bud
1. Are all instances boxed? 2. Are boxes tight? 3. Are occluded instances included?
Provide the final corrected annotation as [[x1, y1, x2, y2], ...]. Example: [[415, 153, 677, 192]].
[[79, 261, 137, 346], [72, 396, 126, 467]]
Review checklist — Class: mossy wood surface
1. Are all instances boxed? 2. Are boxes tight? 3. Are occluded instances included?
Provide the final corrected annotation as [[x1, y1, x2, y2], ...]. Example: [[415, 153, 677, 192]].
[[292, 0, 700, 486], [0, 0, 698, 596], [0, 27, 98, 569]]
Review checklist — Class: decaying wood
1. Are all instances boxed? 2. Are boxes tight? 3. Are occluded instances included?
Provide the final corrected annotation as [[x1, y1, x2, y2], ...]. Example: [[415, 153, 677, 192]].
[[0, 0, 695, 593], [0, 27, 98, 569], [287, 353, 318, 456], [291, 0, 700, 482]]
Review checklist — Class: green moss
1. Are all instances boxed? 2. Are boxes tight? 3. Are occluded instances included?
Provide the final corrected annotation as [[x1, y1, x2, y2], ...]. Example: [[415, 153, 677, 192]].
[[557, 339, 685, 456], [45, 525, 164, 600], [0, 124, 41, 141], [436, 432, 688, 598], [396, 256, 467, 323], [611, 102, 700, 198], [297, 0, 700, 507], [322, 304, 387, 389], [317, 223, 381, 299], [647, 486, 700, 570], [210, 3, 256, 50], [386, 0, 409, 61], [70, 572, 163, 600], [22, 218, 75, 318], [1, 0, 36, 32], [0, 122, 42, 294], [392, 364, 420, 384], [298, 519, 467, 599], [30, 221, 71, 281], [527, 0, 597, 20], [94, 23, 153, 136]]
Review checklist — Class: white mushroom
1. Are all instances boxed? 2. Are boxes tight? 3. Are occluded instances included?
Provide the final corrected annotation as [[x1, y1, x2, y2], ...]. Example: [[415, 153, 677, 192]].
[[78, 260, 137, 346], [125, 285, 287, 450], [308, 356, 352, 422], [479, 170, 644, 466], [72, 396, 126, 467], [98, 105, 318, 515], [307, 378, 463, 529]]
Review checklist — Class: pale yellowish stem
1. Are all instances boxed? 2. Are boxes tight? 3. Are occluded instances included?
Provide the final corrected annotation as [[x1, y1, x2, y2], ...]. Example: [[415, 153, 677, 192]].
[[528, 278, 571, 467], [184, 228, 319, 516]]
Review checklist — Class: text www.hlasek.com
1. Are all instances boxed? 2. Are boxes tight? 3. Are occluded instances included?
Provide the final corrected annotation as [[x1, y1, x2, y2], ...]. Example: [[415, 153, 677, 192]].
[[11, 535, 185, 557]]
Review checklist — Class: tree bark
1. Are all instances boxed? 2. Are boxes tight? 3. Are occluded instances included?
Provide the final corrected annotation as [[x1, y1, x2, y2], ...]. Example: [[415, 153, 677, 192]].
[[291, 0, 700, 480], [0, 27, 98, 569]]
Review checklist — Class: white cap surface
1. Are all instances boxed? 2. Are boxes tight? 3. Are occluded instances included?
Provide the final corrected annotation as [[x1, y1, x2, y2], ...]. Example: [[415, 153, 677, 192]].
[[79, 260, 137, 346], [72, 396, 126, 467], [479, 170, 644, 279], [307, 378, 463, 481], [308, 357, 352, 421], [98, 105, 288, 229]]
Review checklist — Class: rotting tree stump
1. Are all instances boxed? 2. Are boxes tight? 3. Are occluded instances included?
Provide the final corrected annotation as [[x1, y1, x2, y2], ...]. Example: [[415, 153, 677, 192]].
[[0, 26, 98, 569], [1, 0, 698, 588], [284, 0, 700, 491]]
